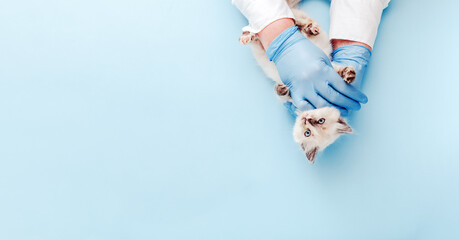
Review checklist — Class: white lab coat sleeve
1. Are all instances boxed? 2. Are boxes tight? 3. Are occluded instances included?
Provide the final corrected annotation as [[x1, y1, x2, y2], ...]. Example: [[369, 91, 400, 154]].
[[232, 0, 295, 33], [329, 0, 390, 48]]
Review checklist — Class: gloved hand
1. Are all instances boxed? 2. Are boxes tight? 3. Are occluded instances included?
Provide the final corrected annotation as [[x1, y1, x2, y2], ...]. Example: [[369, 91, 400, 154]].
[[266, 27, 368, 117], [331, 45, 371, 91]]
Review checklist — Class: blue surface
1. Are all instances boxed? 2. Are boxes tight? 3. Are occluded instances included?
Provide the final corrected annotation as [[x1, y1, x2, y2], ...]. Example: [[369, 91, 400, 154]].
[[0, 0, 458, 239]]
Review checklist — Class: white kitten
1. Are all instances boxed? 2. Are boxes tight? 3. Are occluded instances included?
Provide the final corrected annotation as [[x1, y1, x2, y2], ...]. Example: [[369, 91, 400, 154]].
[[293, 107, 352, 163], [239, 0, 355, 163]]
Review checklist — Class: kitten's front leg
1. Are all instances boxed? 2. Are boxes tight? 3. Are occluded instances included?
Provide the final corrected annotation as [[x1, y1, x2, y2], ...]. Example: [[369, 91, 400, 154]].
[[332, 63, 356, 84]]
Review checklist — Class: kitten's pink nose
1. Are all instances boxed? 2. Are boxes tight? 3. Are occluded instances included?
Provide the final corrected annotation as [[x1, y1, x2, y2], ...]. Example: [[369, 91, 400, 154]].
[[302, 117, 308, 124]]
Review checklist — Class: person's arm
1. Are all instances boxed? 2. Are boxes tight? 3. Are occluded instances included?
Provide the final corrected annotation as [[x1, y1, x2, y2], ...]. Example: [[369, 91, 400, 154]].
[[329, 0, 390, 89], [233, 0, 368, 116], [232, 0, 295, 35], [257, 18, 295, 50], [330, 0, 390, 50]]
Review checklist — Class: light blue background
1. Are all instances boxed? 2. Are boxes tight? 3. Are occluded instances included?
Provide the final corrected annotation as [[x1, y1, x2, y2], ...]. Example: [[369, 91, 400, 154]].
[[0, 0, 458, 239]]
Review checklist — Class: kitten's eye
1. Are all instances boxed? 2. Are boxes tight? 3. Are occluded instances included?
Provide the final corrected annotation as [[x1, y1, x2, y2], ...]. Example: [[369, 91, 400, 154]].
[[304, 129, 311, 137], [318, 118, 325, 124]]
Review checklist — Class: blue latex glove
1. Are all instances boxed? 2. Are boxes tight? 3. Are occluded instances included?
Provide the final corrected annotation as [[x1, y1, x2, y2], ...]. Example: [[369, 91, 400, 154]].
[[266, 26, 368, 117], [331, 45, 372, 90]]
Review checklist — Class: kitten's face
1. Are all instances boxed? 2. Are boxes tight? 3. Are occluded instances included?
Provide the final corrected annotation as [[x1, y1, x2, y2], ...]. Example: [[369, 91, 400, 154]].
[[293, 107, 352, 163]]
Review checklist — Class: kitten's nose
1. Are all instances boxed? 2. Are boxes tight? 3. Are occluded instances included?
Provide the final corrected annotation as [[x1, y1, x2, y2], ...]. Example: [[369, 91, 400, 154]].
[[302, 117, 308, 124]]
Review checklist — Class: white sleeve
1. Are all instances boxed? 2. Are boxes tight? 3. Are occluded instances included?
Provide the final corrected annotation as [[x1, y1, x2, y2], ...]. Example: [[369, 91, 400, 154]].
[[329, 0, 390, 48], [232, 0, 295, 33]]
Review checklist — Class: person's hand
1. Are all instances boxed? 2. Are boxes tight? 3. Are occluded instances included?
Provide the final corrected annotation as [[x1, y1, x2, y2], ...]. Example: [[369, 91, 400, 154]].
[[331, 44, 372, 90], [266, 27, 368, 116]]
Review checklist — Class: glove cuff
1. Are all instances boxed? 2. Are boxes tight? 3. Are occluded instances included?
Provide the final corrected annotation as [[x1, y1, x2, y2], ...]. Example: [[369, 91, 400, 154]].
[[331, 45, 372, 68], [266, 26, 303, 62]]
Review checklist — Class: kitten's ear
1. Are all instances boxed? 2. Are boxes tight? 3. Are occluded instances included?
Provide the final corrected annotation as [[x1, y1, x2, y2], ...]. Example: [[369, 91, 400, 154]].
[[305, 147, 318, 164], [301, 143, 318, 163], [337, 117, 353, 134]]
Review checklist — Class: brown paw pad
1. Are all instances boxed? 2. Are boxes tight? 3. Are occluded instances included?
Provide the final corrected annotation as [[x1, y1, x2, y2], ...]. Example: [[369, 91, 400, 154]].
[[305, 23, 320, 36], [239, 32, 255, 45], [342, 66, 356, 84], [275, 84, 290, 96]]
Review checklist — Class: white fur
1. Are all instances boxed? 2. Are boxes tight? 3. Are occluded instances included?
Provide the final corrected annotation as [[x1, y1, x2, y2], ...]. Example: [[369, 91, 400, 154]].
[[293, 107, 352, 163]]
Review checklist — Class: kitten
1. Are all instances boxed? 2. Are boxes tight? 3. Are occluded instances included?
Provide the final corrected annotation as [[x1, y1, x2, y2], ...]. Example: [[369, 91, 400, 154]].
[[293, 107, 352, 163], [239, 0, 355, 163]]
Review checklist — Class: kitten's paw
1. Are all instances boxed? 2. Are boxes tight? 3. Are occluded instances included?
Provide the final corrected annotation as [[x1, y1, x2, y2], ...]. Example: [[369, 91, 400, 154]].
[[304, 22, 320, 36], [340, 66, 356, 84], [275, 83, 290, 97], [239, 31, 256, 45], [292, 10, 320, 36]]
